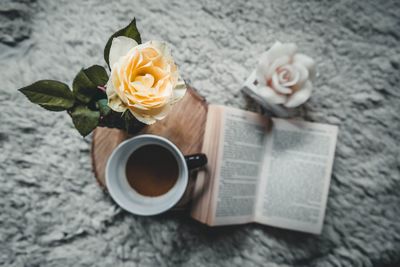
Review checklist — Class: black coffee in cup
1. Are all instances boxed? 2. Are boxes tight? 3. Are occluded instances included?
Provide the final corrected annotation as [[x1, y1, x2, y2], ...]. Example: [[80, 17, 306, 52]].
[[125, 144, 179, 197]]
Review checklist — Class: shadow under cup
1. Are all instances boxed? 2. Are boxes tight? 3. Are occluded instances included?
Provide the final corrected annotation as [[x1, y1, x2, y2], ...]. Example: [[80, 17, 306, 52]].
[[106, 135, 195, 216]]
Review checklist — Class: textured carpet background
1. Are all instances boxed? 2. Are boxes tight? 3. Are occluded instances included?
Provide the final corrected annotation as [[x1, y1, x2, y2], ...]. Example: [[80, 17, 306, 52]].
[[1, 0, 400, 266]]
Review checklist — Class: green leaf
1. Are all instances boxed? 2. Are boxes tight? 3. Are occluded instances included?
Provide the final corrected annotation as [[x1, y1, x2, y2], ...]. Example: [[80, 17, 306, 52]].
[[104, 18, 141, 68], [122, 109, 146, 134], [73, 68, 96, 103], [84, 65, 108, 86], [19, 80, 74, 111], [69, 105, 100, 137], [123, 110, 136, 132], [72, 65, 108, 104], [96, 99, 111, 116]]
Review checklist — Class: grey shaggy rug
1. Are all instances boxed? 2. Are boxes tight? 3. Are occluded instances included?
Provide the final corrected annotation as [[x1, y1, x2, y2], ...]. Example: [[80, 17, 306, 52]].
[[1, 0, 400, 266]]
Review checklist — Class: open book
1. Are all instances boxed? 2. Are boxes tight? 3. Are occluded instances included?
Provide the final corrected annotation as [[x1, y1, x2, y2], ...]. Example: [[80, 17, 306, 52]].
[[191, 105, 338, 234]]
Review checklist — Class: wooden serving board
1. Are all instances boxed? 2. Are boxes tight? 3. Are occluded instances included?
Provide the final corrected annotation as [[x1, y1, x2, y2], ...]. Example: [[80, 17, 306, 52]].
[[91, 87, 208, 188]]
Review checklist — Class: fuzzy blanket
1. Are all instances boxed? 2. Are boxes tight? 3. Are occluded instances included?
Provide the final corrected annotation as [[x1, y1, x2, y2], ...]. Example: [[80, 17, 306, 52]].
[[1, 0, 399, 266]]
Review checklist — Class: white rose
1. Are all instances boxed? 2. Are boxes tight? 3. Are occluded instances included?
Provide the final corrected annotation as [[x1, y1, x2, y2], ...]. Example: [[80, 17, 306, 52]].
[[255, 41, 316, 108], [106, 37, 186, 125]]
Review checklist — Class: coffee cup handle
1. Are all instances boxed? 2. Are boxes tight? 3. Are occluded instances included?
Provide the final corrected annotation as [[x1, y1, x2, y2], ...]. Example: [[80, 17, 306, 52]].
[[184, 154, 207, 170]]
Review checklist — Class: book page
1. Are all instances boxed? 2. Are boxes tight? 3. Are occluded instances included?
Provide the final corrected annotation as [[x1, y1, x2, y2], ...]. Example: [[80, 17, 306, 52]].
[[209, 106, 269, 226], [255, 119, 338, 234]]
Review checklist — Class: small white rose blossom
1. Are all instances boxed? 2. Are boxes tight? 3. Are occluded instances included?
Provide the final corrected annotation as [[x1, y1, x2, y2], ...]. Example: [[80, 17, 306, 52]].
[[254, 41, 316, 108]]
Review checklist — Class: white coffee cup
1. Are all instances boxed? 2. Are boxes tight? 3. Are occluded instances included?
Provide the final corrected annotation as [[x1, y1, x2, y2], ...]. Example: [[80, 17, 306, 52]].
[[106, 134, 207, 216]]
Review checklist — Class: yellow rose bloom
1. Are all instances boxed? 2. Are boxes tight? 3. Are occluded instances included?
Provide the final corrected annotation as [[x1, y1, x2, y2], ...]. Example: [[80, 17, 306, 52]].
[[106, 37, 186, 124]]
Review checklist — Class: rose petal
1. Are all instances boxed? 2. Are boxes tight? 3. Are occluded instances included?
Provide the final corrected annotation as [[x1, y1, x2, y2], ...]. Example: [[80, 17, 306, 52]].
[[266, 56, 291, 81], [128, 102, 171, 125], [129, 109, 157, 125], [171, 77, 187, 103], [108, 94, 128, 112], [146, 41, 173, 60], [255, 66, 266, 86], [152, 104, 171, 120], [131, 81, 150, 92], [256, 85, 287, 105], [258, 51, 270, 64], [264, 41, 297, 66], [292, 63, 309, 89], [106, 78, 115, 97], [284, 80, 313, 108], [109, 36, 138, 68], [118, 84, 129, 104], [279, 65, 300, 87], [293, 53, 316, 81], [135, 74, 155, 88], [272, 72, 292, 94], [105, 78, 127, 112]]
